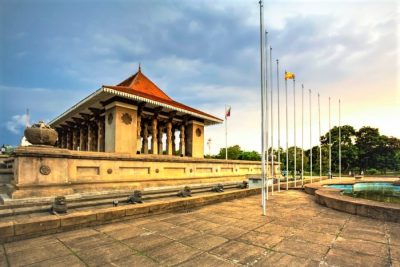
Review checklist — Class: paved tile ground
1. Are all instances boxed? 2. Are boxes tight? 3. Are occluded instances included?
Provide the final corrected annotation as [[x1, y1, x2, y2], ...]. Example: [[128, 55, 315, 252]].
[[0, 190, 399, 267]]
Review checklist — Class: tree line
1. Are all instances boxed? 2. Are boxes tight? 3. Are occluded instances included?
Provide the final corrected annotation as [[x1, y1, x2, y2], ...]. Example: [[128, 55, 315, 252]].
[[210, 126, 400, 175]]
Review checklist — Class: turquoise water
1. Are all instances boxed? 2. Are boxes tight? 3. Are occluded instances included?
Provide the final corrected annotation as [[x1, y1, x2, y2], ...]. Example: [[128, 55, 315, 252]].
[[324, 182, 400, 204]]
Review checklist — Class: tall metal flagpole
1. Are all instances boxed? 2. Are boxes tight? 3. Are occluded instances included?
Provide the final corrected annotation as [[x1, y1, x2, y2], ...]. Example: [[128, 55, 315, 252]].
[[259, 0, 266, 215], [329, 97, 332, 179], [309, 89, 313, 183], [276, 59, 281, 192], [285, 73, 289, 190], [339, 99, 341, 180], [225, 105, 228, 160], [301, 84, 304, 187], [269, 46, 274, 195], [265, 31, 269, 200], [318, 93, 322, 181], [293, 78, 297, 187]]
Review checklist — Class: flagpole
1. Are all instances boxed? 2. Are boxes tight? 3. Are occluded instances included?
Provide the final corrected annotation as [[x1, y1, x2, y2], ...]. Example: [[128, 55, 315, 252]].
[[329, 96, 332, 179], [225, 105, 228, 160], [339, 99, 341, 180], [265, 30, 269, 200], [259, 0, 266, 215], [269, 46, 274, 195], [276, 59, 281, 192], [293, 78, 297, 187], [301, 84, 304, 187], [285, 73, 289, 190], [318, 93, 322, 181], [309, 89, 313, 183]]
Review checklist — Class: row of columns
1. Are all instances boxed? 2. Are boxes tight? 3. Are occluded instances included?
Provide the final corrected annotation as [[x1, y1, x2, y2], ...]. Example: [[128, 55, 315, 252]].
[[57, 117, 105, 152], [139, 117, 187, 156]]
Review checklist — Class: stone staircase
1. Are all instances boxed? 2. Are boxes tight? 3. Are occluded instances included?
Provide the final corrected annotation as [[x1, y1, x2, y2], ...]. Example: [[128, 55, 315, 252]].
[[0, 181, 246, 218]]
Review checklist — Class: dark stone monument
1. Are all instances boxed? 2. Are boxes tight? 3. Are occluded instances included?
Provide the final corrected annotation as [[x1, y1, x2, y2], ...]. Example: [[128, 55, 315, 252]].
[[211, 183, 224, 192], [177, 186, 192, 197], [50, 196, 67, 214], [238, 181, 249, 189], [127, 190, 143, 204]]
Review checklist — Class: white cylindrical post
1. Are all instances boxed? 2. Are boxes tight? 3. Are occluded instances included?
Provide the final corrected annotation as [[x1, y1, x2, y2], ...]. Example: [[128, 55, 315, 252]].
[[293, 79, 297, 187], [301, 84, 304, 187], [265, 31, 269, 200], [339, 99, 341, 180], [276, 59, 281, 192], [318, 93, 322, 181], [259, 0, 266, 215], [329, 97, 332, 179], [285, 76, 289, 190], [270, 46, 274, 195], [309, 89, 313, 183]]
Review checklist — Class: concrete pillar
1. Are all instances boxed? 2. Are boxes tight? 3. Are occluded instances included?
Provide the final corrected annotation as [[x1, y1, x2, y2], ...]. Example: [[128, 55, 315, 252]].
[[142, 122, 149, 154], [67, 128, 73, 150], [79, 126, 85, 151], [136, 115, 142, 154], [185, 121, 205, 158], [179, 124, 185, 156], [171, 127, 176, 155], [72, 127, 79, 150], [104, 101, 137, 153], [158, 125, 163, 155], [151, 118, 158, 155], [87, 122, 98, 151], [97, 117, 105, 152], [166, 121, 173, 155]]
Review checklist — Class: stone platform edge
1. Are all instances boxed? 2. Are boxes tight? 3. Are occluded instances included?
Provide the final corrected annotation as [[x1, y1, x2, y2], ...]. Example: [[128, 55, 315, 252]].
[[0, 187, 261, 243], [304, 179, 400, 223]]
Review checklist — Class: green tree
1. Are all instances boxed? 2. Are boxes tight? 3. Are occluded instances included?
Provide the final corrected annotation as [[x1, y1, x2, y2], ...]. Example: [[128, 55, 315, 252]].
[[355, 126, 381, 171], [238, 151, 261, 161], [321, 125, 357, 173], [217, 145, 242, 160]]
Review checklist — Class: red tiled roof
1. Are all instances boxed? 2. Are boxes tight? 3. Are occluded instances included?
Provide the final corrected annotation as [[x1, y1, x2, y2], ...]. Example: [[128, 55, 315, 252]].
[[103, 69, 222, 122]]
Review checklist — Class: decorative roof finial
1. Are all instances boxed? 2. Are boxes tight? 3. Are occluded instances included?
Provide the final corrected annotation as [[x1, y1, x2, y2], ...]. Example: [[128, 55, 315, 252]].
[[138, 62, 141, 72]]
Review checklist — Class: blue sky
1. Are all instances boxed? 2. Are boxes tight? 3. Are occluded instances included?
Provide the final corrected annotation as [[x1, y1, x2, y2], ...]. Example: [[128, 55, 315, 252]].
[[0, 0, 398, 153]]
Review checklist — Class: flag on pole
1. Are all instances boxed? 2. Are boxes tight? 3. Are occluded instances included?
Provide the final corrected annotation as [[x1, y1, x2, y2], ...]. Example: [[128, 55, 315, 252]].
[[225, 106, 231, 118], [285, 71, 295, 80]]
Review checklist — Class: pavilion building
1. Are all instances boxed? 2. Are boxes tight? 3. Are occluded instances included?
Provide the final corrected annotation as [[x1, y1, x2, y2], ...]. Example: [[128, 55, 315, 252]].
[[50, 66, 222, 158]]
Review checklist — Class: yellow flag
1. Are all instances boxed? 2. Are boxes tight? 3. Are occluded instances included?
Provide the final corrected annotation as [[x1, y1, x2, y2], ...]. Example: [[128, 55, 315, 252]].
[[285, 71, 295, 80]]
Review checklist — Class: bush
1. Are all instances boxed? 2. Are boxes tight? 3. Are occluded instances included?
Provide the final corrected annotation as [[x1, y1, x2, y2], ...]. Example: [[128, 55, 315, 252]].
[[366, 168, 379, 175]]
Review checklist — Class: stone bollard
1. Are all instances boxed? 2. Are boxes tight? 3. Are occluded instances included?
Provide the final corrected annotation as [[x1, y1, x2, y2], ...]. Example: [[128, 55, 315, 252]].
[[177, 186, 192, 197], [127, 190, 143, 204]]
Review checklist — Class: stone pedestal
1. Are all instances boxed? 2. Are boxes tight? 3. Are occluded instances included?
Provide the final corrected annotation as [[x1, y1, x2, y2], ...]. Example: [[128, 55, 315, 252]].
[[185, 121, 204, 158], [105, 102, 138, 153]]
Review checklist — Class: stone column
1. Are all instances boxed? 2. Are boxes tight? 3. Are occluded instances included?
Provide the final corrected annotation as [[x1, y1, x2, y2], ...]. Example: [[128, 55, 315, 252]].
[[97, 117, 105, 152], [166, 121, 173, 155], [151, 118, 158, 155], [67, 128, 73, 150], [72, 127, 79, 150], [158, 125, 164, 155], [79, 126, 85, 151], [136, 115, 142, 154], [142, 123, 148, 154], [87, 123, 93, 151], [62, 130, 67, 149], [171, 127, 176, 155], [179, 124, 185, 156]]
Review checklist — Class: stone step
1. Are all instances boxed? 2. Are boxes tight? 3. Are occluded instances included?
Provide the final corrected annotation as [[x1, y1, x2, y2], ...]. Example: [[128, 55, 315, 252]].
[[0, 182, 244, 218]]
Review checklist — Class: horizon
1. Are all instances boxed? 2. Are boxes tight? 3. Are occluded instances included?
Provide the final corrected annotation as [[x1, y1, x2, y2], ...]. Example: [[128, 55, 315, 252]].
[[0, 0, 398, 153]]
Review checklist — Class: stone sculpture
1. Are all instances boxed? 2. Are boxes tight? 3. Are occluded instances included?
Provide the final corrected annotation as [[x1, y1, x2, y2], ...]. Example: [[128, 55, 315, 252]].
[[50, 196, 67, 214], [177, 186, 192, 197], [127, 190, 143, 204], [25, 121, 58, 146], [238, 181, 249, 189], [212, 184, 224, 193]]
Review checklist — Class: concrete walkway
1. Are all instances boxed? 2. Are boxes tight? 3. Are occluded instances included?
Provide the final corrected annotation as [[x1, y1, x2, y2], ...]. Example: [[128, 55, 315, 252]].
[[0, 190, 398, 267]]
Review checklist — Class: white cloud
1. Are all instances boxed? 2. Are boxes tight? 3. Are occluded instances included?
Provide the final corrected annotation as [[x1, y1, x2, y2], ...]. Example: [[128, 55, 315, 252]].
[[5, 114, 28, 135]]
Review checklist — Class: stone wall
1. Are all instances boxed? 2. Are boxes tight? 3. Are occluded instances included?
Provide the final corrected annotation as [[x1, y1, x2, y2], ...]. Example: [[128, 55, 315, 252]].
[[8, 146, 279, 199]]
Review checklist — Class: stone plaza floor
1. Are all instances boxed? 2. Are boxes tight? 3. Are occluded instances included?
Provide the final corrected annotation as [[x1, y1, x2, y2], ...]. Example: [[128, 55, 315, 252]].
[[0, 190, 398, 267]]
